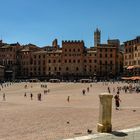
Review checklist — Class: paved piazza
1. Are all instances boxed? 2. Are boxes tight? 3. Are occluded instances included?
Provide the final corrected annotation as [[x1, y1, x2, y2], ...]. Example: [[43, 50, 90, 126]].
[[0, 81, 140, 140]]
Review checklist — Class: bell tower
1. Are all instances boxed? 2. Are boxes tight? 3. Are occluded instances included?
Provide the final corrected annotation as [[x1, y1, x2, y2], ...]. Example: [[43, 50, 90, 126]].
[[94, 28, 101, 46], [0, 40, 3, 47], [52, 39, 59, 50]]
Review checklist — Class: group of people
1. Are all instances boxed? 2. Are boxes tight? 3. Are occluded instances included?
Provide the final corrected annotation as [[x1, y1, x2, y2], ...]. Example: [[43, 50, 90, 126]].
[[1, 81, 139, 111], [24, 83, 50, 101], [106, 81, 140, 110], [67, 85, 92, 102], [24, 92, 43, 101], [0, 82, 15, 101], [24, 84, 33, 89], [0, 82, 13, 88], [44, 89, 50, 94], [82, 86, 90, 96], [41, 84, 47, 88]]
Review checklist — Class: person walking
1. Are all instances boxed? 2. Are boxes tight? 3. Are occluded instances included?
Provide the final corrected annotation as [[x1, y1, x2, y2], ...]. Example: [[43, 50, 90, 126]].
[[113, 87, 115, 93], [30, 93, 33, 100], [114, 92, 121, 110], [67, 96, 70, 102], [87, 87, 89, 92], [24, 92, 27, 97], [108, 87, 111, 93], [38, 93, 42, 101], [3, 93, 6, 101], [82, 89, 86, 95]]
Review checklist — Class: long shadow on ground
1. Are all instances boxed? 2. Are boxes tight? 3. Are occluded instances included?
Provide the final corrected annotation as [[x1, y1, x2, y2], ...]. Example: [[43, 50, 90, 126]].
[[111, 131, 128, 137]]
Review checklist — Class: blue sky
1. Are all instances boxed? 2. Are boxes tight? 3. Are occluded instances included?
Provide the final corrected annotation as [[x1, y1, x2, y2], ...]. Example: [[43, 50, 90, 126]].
[[0, 0, 140, 47]]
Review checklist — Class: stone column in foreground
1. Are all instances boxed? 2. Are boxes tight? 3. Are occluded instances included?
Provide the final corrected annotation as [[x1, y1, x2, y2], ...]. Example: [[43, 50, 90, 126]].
[[97, 93, 113, 133]]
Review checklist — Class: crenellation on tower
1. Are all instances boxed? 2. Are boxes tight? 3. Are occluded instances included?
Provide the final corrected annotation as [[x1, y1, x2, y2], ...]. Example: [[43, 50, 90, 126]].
[[62, 40, 84, 43]]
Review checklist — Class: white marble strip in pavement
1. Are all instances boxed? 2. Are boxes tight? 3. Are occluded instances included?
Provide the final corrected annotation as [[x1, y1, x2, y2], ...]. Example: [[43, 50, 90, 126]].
[[62, 126, 140, 140]]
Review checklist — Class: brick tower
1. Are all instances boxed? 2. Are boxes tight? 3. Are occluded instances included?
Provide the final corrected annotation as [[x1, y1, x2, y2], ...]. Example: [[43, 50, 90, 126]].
[[94, 28, 101, 46]]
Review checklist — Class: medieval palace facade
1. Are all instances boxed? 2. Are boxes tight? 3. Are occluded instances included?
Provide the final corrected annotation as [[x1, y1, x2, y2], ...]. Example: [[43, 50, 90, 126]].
[[0, 29, 124, 80]]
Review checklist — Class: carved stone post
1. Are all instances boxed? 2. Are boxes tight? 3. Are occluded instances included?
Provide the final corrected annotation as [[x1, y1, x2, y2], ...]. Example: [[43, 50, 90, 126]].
[[97, 93, 113, 133]]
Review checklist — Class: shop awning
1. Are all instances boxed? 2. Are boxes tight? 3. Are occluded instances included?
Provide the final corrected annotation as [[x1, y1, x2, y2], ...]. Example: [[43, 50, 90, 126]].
[[121, 77, 131, 80], [131, 76, 140, 80], [5, 70, 13, 73], [127, 66, 134, 70], [121, 76, 140, 80]]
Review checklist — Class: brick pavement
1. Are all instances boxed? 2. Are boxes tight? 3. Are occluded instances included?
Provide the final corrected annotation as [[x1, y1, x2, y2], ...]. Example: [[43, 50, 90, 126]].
[[0, 81, 140, 140]]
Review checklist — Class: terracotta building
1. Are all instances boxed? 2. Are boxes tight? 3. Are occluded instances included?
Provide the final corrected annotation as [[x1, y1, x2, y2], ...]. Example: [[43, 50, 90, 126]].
[[123, 36, 140, 77], [95, 39, 123, 79], [0, 29, 123, 80], [61, 40, 85, 79], [0, 65, 4, 81], [17, 44, 41, 78], [0, 40, 22, 80]]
